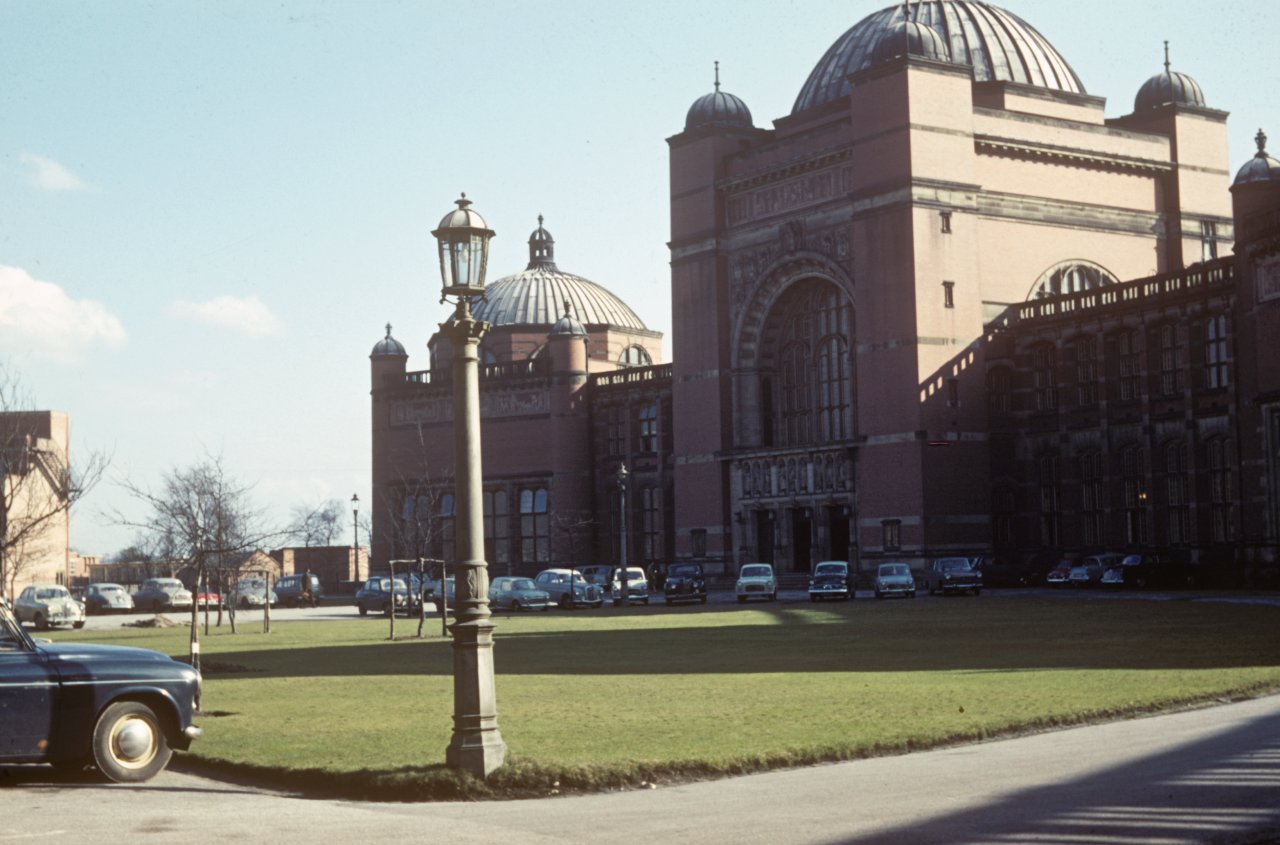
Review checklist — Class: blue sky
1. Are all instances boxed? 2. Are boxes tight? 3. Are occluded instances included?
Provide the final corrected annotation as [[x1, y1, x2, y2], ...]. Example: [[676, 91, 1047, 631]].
[[2, 0, 1276, 556]]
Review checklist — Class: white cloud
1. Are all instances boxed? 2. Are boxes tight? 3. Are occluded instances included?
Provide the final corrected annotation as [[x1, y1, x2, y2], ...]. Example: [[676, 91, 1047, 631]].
[[170, 295, 284, 337], [19, 153, 87, 191], [0, 265, 127, 362]]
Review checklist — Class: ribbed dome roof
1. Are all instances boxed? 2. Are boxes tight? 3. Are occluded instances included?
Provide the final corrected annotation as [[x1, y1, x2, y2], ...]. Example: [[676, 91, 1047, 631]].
[[794, 1, 1085, 114], [472, 218, 648, 330], [870, 19, 950, 65], [1134, 45, 1205, 112], [685, 62, 753, 131], [371, 323, 407, 356], [1234, 129, 1280, 187]]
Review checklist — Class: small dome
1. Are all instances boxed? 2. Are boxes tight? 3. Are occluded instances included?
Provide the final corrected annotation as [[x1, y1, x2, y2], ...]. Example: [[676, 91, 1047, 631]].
[[371, 323, 407, 356], [871, 20, 949, 65], [685, 61, 753, 131], [794, 1, 1085, 115], [473, 218, 648, 330], [549, 301, 587, 337], [1234, 129, 1280, 186], [1134, 45, 1205, 112]]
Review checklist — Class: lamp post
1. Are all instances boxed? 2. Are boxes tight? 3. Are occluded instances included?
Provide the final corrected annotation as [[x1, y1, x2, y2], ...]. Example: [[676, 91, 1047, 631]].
[[432, 193, 506, 777], [617, 463, 629, 608], [351, 493, 360, 582]]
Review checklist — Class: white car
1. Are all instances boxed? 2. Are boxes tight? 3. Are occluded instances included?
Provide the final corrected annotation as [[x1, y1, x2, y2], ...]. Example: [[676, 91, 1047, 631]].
[[14, 584, 85, 630], [735, 563, 777, 603], [609, 566, 650, 605], [874, 563, 917, 599], [534, 569, 604, 609]]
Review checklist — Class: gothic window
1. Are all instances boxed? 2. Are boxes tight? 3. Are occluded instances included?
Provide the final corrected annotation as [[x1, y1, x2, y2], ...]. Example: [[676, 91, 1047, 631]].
[[1159, 324, 1184, 395], [1038, 455, 1060, 547], [641, 487, 662, 563], [1207, 438, 1235, 544], [519, 488, 549, 564], [1163, 441, 1190, 545], [760, 280, 852, 448], [1116, 329, 1141, 401], [987, 367, 1011, 415], [606, 406, 624, 457], [619, 345, 652, 368], [1121, 445, 1148, 545], [1074, 336, 1098, 407], [1079, 451, 1104, 547], [1205, 314, 1230, 389], [638, 402, 658, 453], [1201, 220, 1218, 262], [1032, 344, 1057, 411]]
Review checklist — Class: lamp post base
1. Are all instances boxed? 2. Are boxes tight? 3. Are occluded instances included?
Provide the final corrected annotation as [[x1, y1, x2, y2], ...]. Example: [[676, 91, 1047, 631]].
[[445, 618, 507, 778]]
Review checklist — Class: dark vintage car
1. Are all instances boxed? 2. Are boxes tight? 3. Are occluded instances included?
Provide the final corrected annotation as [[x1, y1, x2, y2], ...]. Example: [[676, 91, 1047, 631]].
[[0, 602, 202, 782], [925, 557, 983, 595], [275, 573, 323, 608], [663, 562, 707, 605], [354, 576, 417, 615], [82, 583, 135, 615], [808, 560, 852, 601]]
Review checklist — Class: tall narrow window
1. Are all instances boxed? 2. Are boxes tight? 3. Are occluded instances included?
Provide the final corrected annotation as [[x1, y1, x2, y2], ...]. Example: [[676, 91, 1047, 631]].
[[1080, 451, 1104, 546], [1117, 329, 1141, 401], [946, 377, 959, 408], [1038, 455, 1060, 547], [1207, 438, 1235, 543], [1164, 442, 1190, 545], [816, 336, 849, 440], [483, 490, 510, 569], [638, 402, 658, 453], [519, 488, 549, 564], [781, 342, 812, 444], [1033, 344, 1057, 411], [992, 488, 1015, 548], [987, 367, 1011, 415], [440, 494, 455, 564], [882, 519, 901, 552], [1160, 324, 1183, 395], [641, 487, 662, 562], [607, 406, 624, 457], [943, 280, 955, 308], [940, 211, 952, 234], [1206, 314, 1230, 389], [1075, 336, 1098, 406], [1201, 220, 1218, 262], [1122, 445, 1148, 544]]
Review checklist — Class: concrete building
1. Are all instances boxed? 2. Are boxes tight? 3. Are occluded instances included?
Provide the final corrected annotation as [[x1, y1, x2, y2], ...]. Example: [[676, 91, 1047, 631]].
[[369, 1, 1278, 585]]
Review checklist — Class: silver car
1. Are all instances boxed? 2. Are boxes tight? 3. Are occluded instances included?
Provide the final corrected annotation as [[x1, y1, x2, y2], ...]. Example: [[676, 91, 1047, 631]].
[[133, 578, 194, 612], [534, 569, 603, 609], [735, 563, 778, 603], [83, 582, 136, 614], [14, 584, 85, 630], [489, 576, 550, 612]]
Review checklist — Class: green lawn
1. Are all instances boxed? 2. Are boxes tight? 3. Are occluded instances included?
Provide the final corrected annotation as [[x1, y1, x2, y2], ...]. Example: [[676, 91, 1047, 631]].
[[49, 595, 1280, 799]]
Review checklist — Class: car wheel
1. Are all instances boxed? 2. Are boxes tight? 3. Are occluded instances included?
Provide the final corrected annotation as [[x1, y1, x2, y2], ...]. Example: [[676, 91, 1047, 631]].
[[73, 620, 85, 629], [34, 613, 48, 631], [153, 600, 164, 612], [382, 602, 392, 616], [809, 595, 817, 603], [91, 700, 172, 783], [358, 605, 368, 616], [973, 588, 981, 596], [698, 596, 707, 604], [664, 598, 672, 605], [875, 590, 883, 599], [737, 596, 746, 604], [769, 592, 777, 601], [559, 595, 572, 609], [909, 591, 917, 599], [642, 598, 650, 605], [510, 600, 521, 612]]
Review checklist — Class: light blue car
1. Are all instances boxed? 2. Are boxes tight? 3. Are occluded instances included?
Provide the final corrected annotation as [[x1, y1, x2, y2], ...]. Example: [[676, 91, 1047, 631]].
[[489, 576, 550, 612]]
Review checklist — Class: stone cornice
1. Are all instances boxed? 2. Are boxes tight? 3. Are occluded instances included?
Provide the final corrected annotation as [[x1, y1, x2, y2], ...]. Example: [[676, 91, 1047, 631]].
[[975, 134, 1172, 174], [717, 146, 855, 194]]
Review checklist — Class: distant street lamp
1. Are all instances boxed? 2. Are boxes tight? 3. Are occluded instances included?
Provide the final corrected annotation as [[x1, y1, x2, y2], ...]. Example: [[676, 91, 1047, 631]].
[[351, 493, 360, 582], [432, 193, 506, 777], [617, 463, 629, 608]]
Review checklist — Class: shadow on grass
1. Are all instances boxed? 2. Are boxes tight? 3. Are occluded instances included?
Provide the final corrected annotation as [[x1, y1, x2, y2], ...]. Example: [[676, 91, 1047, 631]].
[[201, 598, 1280, 679]]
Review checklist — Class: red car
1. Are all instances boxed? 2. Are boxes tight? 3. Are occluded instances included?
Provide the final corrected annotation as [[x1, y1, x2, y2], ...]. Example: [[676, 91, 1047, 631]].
[[1045, 560, 1073, 587], [194, 590, 222, 609]]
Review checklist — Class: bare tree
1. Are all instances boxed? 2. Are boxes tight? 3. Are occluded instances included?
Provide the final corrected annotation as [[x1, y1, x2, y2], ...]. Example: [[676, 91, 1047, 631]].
[[113, 454, 282, 652], [288, 498, 346, 547], [1, 367, 109, 602]]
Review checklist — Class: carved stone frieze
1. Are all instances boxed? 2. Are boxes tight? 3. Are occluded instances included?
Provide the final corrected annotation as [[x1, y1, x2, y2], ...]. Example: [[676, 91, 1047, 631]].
[[734, 450, 851, 502]]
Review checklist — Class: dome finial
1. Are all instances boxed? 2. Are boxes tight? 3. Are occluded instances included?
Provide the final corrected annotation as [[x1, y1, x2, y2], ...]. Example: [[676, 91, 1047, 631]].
[[1257, 128, 1269, 155], [1163, 40, 1170, 74], [714, 60, 720, 92], [563, 300, 573, 319], [385, 322, 393, 338]]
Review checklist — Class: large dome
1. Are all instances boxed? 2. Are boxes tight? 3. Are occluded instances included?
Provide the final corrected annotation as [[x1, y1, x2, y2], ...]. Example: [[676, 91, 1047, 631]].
[[793, 1, 1085, 114], [471, 218, 648, 330]]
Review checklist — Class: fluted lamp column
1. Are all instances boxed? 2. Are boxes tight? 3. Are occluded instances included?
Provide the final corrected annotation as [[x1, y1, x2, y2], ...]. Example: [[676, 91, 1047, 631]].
[[431, 193, 507, 777]]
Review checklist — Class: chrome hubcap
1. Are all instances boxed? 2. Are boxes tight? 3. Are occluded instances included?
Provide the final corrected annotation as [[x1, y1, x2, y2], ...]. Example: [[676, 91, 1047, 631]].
[[113, 717, 157, 766]]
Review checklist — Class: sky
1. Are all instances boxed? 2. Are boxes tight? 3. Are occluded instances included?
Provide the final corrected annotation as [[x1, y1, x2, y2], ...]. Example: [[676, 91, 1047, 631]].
[[2, 0, 1277, 557]]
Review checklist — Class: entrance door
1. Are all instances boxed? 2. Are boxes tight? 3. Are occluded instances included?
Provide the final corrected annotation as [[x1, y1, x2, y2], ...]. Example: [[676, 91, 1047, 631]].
[[754, 512, 775, 565], [827, 506, 850, 563], [791, 508, 812, 573]]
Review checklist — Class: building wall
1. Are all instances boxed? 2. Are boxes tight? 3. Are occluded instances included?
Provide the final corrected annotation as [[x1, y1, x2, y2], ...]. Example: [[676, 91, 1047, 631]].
[[1, 411, 71, 593]]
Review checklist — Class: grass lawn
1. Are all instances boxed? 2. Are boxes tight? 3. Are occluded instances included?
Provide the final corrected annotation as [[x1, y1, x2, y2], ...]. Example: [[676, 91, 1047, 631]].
[[48, 594, 1280, 799]]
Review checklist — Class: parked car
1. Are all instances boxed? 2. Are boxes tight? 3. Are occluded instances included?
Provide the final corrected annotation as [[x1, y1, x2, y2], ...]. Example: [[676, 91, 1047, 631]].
[[1045, 560, 1074, 587], [193, 588, 222, 610], [354, 576, 412, 615], [229, 578, 277, 609], [736, 563, 778, 603], [132, 578, 195, 612], [663, 562, 707, 605], [534, 569, 603, 609], [275, 573, 323, 608], [575, 565, 613, 590], [925, 557, 982, 595], [1101, 553, 1161, 589], [808, 560, 852, 601], [609, 566, 650, 605], [14, 585, 85, 630], [874, 563, 917, 599], [0, 600, 202, 782], [970, 557, 1028, 588], [81, 583, 134, 615], [1069, 554, 1121, 587], [489, 576, 550, 612]]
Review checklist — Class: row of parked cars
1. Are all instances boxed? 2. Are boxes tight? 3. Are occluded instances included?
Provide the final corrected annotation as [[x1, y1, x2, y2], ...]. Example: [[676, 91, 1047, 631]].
[[1046, 553, 1161, 589]]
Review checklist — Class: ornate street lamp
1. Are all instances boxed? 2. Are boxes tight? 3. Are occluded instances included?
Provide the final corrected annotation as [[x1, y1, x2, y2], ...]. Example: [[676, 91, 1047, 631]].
[[432, 194, 506, 777], [351, 493, 360, 582], [617, 463, 629, 608]]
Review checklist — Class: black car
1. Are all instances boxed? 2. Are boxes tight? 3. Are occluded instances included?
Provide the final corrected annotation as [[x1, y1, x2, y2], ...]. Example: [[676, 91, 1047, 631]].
[[0, 601, 202, 782], [663, 563, 707, 605], [275, 573, 323, 608]]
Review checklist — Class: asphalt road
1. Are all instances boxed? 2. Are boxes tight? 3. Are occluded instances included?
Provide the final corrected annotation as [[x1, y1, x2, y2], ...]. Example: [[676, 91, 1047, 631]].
[[4, 694, 1278, 844]]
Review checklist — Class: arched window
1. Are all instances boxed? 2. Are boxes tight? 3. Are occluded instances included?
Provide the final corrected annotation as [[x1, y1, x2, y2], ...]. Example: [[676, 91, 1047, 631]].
[[519, 488, 549, 564], [1029, 260, 1118, 300], [619, 345, 652, 368], [759, 280, 853, 448]]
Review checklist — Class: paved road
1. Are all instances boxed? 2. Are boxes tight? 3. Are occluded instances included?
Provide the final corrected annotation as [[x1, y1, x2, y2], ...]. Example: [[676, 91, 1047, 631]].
[[5, 694, 1278, 844]]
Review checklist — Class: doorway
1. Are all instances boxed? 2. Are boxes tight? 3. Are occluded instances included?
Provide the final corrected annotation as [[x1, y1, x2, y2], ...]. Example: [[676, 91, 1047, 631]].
[[790, 507, 812, 573], [827, 506, 850, 563], [753, 511, 775, 565]]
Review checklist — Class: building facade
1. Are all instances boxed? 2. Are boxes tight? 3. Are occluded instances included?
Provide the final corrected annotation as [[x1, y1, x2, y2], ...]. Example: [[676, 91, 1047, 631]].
[[370, 1, 1279, 584], [1, 411, 72, 596]]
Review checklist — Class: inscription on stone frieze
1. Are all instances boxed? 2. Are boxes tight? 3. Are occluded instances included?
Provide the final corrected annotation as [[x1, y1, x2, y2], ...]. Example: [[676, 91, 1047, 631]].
[[727, 167, 854, 225], [390, 390, 549, 426]]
